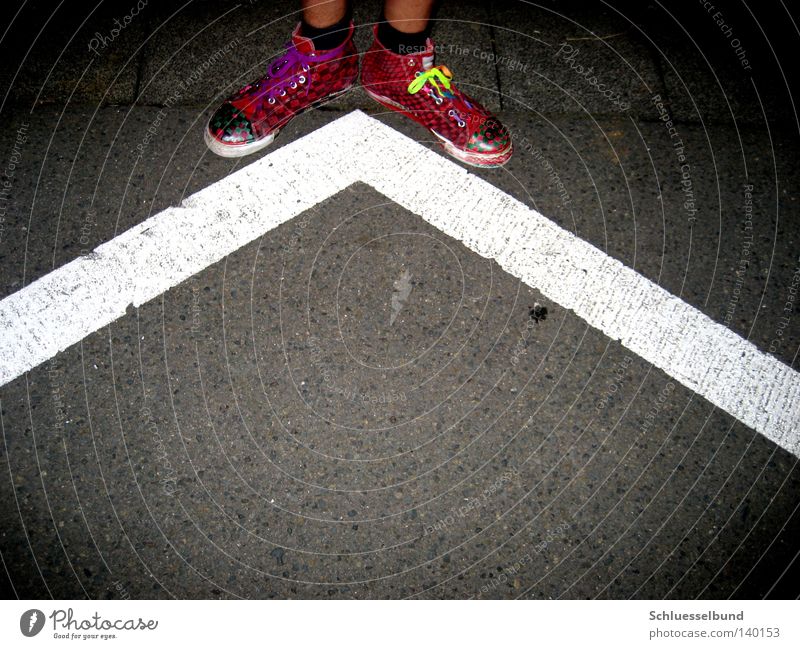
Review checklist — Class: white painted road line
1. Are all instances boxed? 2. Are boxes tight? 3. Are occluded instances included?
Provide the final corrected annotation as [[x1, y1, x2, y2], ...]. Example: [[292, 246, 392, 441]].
[[0, 110, 798, 456]]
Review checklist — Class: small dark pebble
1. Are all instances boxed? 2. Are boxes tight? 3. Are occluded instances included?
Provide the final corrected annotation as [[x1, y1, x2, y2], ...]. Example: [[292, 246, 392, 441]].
[[529, 303, 548, 323], [270, 547, 285, 565]]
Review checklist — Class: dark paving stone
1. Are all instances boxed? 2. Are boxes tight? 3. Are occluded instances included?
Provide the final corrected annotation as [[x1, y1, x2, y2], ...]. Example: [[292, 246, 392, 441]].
[[0, 0, 143, 111], [631, 0, 799, 127], [137, 0, 297, 107], [490, 1, 667, 118]]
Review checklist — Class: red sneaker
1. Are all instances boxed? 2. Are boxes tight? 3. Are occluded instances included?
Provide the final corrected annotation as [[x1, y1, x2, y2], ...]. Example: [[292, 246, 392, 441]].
[[205, 23, 359, 157], [360, 29, 513, 168]]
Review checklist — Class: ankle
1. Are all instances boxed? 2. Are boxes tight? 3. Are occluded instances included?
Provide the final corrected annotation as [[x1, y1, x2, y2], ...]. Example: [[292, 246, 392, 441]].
[[300, 12, 351, 50], [377, 14, 431, 55]]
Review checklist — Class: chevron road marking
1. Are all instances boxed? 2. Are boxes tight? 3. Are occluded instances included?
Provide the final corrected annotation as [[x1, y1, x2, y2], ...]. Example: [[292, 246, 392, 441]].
[[0, 110, 797, 455]]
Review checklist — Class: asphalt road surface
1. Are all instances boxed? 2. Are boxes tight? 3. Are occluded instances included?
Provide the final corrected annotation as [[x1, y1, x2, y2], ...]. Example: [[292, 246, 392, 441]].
[[0, 0, 798, 599]]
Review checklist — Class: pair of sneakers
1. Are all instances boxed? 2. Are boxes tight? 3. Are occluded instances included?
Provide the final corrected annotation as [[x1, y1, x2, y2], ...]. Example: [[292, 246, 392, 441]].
[[205, 23, 513, 168]]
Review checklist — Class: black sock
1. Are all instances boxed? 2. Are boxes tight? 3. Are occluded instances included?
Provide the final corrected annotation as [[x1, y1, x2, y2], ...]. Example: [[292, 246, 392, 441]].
[[300, 11, 351, 50], [377, 13, 431, 55]]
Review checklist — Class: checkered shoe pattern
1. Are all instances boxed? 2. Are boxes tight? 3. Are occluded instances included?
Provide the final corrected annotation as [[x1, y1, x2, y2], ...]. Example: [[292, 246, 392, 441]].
[[205, 23, 358, 157], [360, 27, 512, 167]]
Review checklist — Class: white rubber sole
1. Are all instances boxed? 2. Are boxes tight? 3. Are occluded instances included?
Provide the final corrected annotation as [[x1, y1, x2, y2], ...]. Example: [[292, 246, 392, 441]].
[[363, 87, 513, 168], [203, 127, 278, 158], [204, 85, 355, 159], [437, 135, 513, 168]]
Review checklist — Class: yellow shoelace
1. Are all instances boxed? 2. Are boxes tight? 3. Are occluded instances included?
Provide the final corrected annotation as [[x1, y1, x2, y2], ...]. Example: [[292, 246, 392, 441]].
[[407, 65, 454, 97]]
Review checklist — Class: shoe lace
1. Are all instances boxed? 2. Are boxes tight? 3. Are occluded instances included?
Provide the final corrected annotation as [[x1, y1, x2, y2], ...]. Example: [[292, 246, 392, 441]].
[[407, 65, 454, 99], [407, 65, 466, 127], [260, 43, 313, 104], [252, 40, 343, 110]]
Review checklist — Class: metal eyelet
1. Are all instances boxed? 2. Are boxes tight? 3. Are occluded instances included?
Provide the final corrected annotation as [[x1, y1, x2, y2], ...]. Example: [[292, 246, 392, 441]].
[[268, 97, 276, 104], [302, 64, 310, 71], [407, 59, 415, 66], [448, 109, 456, 117], [414, 70, 422, 77], [279, 89, 287, 96], [290, 81, 297, 89], [434, 96, 443, 105], [457, 120, 466, 128], [298, 75, 306, 84]]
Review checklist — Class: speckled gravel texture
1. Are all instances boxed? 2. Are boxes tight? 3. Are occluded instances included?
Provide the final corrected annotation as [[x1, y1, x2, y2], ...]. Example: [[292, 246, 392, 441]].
[[0, 0, 798, 599]]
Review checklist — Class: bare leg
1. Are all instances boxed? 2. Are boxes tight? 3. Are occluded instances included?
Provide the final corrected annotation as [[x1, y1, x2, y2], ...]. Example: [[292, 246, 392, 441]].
[[383, 0, 436, 33], [301, 0, 348, 28]]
